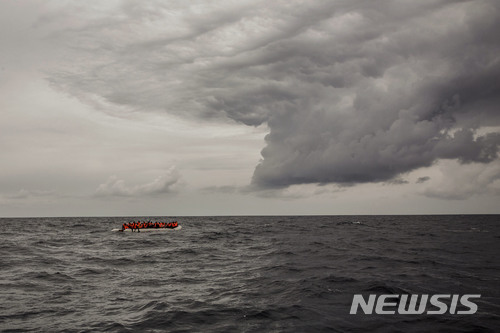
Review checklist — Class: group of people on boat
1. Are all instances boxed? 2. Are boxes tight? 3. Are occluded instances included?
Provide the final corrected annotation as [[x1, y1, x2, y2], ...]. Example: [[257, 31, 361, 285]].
[[122, 221, 178, 230]]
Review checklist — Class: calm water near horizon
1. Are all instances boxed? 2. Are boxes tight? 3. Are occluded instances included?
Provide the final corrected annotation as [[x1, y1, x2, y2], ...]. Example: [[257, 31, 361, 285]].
[[1, 215, 499, 332]]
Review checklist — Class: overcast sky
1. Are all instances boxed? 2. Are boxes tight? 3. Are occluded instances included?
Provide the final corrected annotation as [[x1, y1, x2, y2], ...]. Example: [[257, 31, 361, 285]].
[[1, 0, 499, 217]]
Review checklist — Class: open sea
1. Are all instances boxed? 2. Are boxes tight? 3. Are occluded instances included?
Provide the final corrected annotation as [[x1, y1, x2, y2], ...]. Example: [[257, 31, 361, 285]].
[[0, 215, 499, 332]]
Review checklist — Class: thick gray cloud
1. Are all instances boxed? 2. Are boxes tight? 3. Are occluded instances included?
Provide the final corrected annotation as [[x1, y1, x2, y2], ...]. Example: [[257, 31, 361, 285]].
[[45, 0, 500, 191], [250, 0, 500, 188]]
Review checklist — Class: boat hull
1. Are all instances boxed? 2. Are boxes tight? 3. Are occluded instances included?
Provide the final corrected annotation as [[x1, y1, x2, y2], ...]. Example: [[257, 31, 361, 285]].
[[112, 225, 182, 232]]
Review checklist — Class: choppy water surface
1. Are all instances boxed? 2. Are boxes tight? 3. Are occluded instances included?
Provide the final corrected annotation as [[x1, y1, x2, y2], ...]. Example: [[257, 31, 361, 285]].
[[1, 215, 499, 332]]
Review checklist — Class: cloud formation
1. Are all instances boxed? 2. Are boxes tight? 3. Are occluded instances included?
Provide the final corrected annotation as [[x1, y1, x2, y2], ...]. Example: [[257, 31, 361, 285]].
[[95, 168, 181, 197], [7, 189, 55, 199], [421, 160, 500, 200], [416, 177, 431, 184], [45, 0, 500, 193]]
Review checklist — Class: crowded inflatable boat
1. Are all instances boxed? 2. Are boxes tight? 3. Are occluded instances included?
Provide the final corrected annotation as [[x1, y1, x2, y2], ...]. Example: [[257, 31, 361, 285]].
[[112, 221, 181, 232]]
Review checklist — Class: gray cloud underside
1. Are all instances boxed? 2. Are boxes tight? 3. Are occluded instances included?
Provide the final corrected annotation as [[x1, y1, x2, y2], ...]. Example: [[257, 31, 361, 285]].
[[47, 0, 500, 189]]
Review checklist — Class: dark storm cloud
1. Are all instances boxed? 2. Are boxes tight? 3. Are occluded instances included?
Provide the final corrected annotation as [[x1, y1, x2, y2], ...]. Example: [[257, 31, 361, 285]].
[[46, 0, 500, 191], [250, 0, 500, 188]]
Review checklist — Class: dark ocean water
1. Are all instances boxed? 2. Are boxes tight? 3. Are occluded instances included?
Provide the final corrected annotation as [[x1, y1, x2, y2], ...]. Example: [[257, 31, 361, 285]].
[[0, 215, 499, 332]]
